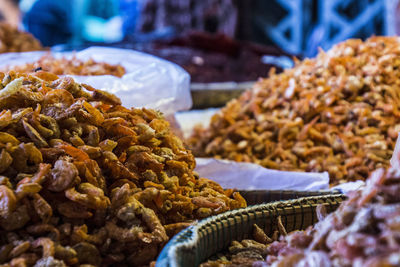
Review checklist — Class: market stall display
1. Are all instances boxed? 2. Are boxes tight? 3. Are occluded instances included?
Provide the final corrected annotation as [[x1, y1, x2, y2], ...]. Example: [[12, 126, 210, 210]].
[[0, 71, 246, 266], [159, 151, 400, 266], [202, 156, 400, 266], [144, 32, 286, 84], [0, 23, 42, 53], [124, 32, 290, 108], [2, 53, 126, 77], [189, 36, 400, 185], [156, 194, 345, 267], [199, 218, 301, 267]]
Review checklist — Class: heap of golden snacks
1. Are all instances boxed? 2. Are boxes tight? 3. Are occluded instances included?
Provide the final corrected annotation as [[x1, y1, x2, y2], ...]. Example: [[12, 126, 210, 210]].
[[202, 159, 400, 266], [0, 71, 246, 266], [0, 23, 42, 53], [5, 54, 126, 77], [190, 36, 400, 184]]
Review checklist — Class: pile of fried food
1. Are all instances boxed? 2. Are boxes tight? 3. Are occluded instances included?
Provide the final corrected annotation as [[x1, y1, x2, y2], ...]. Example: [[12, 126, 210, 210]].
[[5, 54, 126, 77], [0, 71, 246, 266], [0, 23, 42, 53], [189, 36, 400, 185], [202, 160, 400, 267]]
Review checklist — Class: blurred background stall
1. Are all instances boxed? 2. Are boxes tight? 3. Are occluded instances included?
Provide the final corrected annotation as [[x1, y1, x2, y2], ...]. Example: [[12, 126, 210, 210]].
[[0, 0, 399, 109]]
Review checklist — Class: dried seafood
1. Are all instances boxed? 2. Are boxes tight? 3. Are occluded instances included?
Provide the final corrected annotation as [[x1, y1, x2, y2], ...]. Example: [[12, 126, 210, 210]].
[[0, 23, 42, 53], [0, 71, 246, 266], [201, 160, 400, 267], [189, 36, 400, 184], [200, 218, 287, 267], [5, 53, 126, 77]]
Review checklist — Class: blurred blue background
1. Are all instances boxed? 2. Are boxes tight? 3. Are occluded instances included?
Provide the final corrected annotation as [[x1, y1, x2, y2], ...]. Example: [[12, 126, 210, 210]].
[[0, 0, 398, 56]]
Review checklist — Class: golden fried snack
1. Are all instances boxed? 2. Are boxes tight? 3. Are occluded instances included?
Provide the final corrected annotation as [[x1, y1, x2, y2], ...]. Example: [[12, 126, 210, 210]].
[[189, 36, 400, 185], [0, 23, 42, 53], [0, 71, 246, 266], [5, 53, 126, 77]]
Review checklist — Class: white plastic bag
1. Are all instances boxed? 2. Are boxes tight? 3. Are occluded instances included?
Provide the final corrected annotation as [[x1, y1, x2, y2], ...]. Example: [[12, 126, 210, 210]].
[[0, 47, 192, 115], [195, 158, 329, 191]]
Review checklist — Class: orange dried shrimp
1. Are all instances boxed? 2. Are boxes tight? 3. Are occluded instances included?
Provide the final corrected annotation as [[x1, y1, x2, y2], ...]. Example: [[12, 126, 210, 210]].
[[5, 53, 125, 77], [189, 36, 400, 185], [0, 71, 245, 266], [0, 22, 42, 53]]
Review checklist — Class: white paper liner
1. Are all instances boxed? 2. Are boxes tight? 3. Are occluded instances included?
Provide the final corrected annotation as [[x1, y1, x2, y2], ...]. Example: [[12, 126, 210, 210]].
[[0, 47, 192, 115]]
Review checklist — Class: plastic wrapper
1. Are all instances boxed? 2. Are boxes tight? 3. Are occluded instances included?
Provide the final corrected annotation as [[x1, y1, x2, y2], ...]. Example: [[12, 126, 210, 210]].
[[195, 158, 329, 191], [0, 47, 192, 115]]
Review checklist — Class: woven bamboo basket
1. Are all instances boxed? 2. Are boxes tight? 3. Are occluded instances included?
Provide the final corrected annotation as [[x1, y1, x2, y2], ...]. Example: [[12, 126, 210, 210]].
[[239, 189, 342, 205], [156, 194, 345, 267]]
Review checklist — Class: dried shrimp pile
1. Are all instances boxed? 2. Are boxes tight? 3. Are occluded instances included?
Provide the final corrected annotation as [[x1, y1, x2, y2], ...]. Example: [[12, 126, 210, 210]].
[[0, 23, 42, 53], [0, 71, 245, 266], [202, 160, 400, 266], [189, 36, 400, 184], [6, 54, 126, 77]]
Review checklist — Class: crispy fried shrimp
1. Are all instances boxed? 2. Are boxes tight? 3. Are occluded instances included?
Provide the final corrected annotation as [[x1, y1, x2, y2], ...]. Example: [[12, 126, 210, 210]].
[[0, 185, 16, 217], [253, 224, 273, 244], [46, 158, 78, 192], [65, 183, 110, 210], [0, 149, 12, 173], [15, 182, 42, 200], [32, 193, 52, 223], [32, 238, 55, 258], [22, 119, 49, 148], [26, 224, 60, 241], [105, 221, 143, 242], [0, 72, 245, 265], [57, 201, 93, 219], [9, 241, 31, 258], [101, 151, 139, 181]]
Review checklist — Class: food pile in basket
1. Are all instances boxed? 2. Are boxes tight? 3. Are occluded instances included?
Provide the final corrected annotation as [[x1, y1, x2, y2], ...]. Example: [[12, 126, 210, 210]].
[[0, 23, 43, 53], [0, 71, 246, 266], [201, 160, 400, 266], [200, 217, 289, 267], [3, 54, 126, 77], [189, 36, 400, 185]]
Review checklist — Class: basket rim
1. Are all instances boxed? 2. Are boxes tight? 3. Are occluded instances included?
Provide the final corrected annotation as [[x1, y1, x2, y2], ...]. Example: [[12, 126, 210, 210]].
[[237, 189, 342, 194], [156, 193, 345, 267]]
